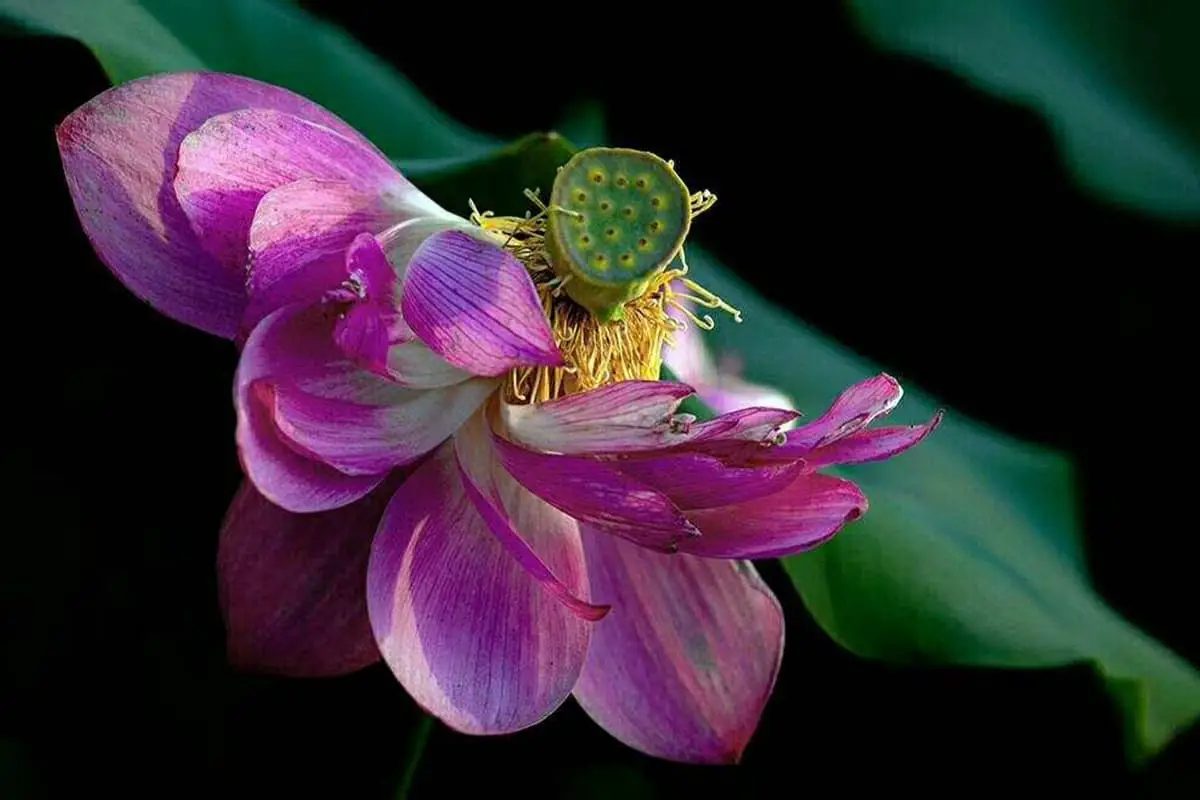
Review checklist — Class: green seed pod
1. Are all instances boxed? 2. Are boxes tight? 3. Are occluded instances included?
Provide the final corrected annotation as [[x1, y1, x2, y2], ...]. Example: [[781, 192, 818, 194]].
[[546, 147, 692, 322]]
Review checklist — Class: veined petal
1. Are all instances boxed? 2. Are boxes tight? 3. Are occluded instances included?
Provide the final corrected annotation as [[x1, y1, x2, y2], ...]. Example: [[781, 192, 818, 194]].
[[56, 72, 369, 338], [611, 451, 809, 510], [782, 373, 904, 452], [680, 472, 868, 559], [174, 108, 401, 271], [235, 306, 384, 512], [501, 381, 697, 454], [401, 230, 563, 376], [573, 531, 783, 764], [267, 376, 496, 476], [804, 410, 945, 468], [217, 477, 400, 677], [492, 436, 699, 552], [366, 439, 591, 734]]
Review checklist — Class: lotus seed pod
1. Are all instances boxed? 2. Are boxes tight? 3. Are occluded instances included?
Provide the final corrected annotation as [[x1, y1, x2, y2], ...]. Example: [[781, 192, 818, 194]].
[[546, 147, 692, 322]]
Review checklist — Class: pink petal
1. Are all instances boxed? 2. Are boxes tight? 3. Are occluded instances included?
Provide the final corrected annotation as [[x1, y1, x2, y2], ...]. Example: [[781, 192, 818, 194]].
[[680, 472, 868, 559], [611, 451, 809, 510], [267, 376, 495, 476], [217, 476, 401, 677], [573, 530, 784, 764], [782, 374, 905, 452], [174, 108, 401, 272], [366, 439, 591, 734], [805, 410, 945, 468], [241, 179, 403, 333], [492, 436, 700, 552], [235, 304, 384, 512], [401, 230, 563, 376], [56, 72, 369, 338], [500, 381, 697, 454]]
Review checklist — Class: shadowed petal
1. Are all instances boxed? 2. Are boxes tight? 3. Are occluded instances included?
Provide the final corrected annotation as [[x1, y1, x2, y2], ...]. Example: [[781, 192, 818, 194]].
[[56, 71, 369, 338], [573, 531, 784, 764], [401, 230, 563, 376], [366, 439, 591, 734], [217, 476, 403, 677], [680, 472, 868, 559], [174, 108, 401, 271]]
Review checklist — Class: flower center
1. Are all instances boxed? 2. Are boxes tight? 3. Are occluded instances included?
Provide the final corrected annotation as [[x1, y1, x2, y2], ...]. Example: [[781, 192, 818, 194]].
[[471, 147, 739, 404]]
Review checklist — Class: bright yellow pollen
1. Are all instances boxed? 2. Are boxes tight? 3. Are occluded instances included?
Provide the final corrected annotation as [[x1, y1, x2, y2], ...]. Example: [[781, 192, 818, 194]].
[[468, 182, 738, 405]]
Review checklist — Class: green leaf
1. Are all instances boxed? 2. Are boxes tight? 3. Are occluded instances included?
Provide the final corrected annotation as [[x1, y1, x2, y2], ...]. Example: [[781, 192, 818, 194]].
[[678, 245, 1200, 764], [848, 0, 1200, 219], [0, 0, 497, 160]]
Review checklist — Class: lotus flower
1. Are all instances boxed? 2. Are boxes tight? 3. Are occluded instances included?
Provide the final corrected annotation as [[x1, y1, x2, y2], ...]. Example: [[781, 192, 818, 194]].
[[57, 71, 940, 764]]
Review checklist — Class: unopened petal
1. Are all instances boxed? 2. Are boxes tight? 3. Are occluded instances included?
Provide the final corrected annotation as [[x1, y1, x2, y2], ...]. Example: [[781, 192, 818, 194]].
[[573, 531, 783, 764], [401, 230, 563, 376]]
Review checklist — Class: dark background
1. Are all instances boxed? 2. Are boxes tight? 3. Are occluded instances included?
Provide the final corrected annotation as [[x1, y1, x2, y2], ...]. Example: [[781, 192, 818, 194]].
[[3, 2, 1196, 796]]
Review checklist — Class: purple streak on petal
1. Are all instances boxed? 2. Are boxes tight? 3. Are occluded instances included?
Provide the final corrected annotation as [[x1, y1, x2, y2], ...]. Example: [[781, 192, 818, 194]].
[[492, 436, 699, 552], [55, 72, 370, 338], [401, 230, 563, 376], [679, 472, 868, 559], [235, 305, 384, 512], [367, 440, 591, 734], [688, 407, 801, 444], [500, 381, 697, 454], [611, 451, 809, 510], [781, 373, 905, 452], [174, 108, 401, 272], [805, 410, 945, 468], [573, 530, 783, 764], [455, 453, 610, 622], [217, 475, 404, 677]]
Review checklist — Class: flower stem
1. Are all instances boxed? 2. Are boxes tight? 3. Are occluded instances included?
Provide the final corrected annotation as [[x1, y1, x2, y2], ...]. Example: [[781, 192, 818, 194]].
[[396, 713, 434, 799]]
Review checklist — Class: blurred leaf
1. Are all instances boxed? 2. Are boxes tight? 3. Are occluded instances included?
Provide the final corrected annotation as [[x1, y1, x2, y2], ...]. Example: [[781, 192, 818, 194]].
[[676, 246, 1200, 764], [849, 0, 1200, 218], [0, 0, 497, 160]]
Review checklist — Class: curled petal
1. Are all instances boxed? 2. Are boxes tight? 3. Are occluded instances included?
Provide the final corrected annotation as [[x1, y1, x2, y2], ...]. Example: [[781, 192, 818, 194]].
[[492, 436, 699, 552], [611, 451, 809, 510], [783, 374, 905, 452], [366, 440, 591, 734], [56, 72, 368, 338], [174, 108, 401, 271], [401, 230, 563, 376], [680, 472, 868, 559], [804, 410, 945, 468], [573, 531, 784, 764], [217, 477, 400, 677]]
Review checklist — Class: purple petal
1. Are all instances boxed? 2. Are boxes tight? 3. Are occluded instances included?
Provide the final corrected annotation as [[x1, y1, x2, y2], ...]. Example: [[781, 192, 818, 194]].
[[573, 530, 783, 764], [174, 108, 401, 272], [367, 439, 591, 734], [401, 230, 563, 376], [217, 476, 401, 677], [680, 472, 868, 559], [492, 436, 699, 552], [611, 451, 809, 510], [805, 410, 945, 468], [782, 374, 905, 452], [56, 72, 370, 338], [500, 381, 697, 454]]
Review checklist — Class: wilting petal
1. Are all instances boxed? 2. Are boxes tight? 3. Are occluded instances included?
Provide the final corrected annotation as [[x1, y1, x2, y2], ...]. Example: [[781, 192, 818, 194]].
[[680, 472, 867, 559], [217, 477, 401, 677], [493, 436, 699, 552], [804, 410, 945, 468], [175, 108, 401, 271], [401, 230, 563, 376], [573, 531, 783, 764], [611, 451, 809, 510], [782, 374, 904, 452], [242, 180, 402, 331], [501, 381, 696, 454], [235, 305, 384, 512], [267, 376, 495, 476], [367, 440, 591, 734], [688, 407, 800, 444], [56, 72, 368, 338]]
